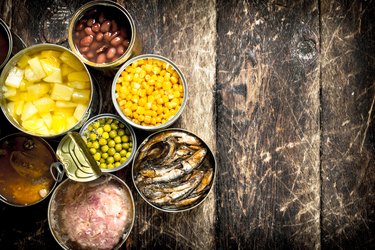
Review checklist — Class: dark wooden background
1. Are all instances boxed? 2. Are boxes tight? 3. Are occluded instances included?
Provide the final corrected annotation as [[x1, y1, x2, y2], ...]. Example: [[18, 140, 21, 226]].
[[0, 0, 374, 249]]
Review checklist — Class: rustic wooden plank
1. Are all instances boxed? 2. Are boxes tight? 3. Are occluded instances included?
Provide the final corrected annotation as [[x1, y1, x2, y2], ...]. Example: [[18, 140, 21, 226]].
[[216, 0, 321, 248], [125, 0, 217, 249], [320, 0, 375, 248]]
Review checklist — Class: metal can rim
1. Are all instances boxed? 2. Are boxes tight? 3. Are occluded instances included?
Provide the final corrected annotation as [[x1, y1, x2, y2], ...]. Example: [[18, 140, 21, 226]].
[[67, 0, 137, 69], [0, 132, 63, 207], [131, 128, 216, 213], [111, 54, 189, 131], [47, 173, 135, 250], [0, 43, 95, 138], [79, 113, 138, 172]]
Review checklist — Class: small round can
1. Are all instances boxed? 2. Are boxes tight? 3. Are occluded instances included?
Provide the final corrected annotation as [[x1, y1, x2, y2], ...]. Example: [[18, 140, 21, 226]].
[[0, 18, 13, 70], [68, 0, 142, 70]]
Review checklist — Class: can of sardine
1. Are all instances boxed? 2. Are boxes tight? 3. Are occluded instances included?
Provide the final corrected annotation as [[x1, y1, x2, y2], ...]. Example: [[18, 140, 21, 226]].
[[132, 128, 216, 212]]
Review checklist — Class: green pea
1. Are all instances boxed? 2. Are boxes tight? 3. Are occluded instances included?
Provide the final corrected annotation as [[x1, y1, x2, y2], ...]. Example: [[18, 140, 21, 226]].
[[118, 129, 125, 136], [100, 158, 105, 163], [101, 145, 109, 152], [119, 123, 125, 128], [102, 153, 108, 159], [120, 149, 127, 157], [100, 163, 107, 168], [94, 152, 101, 161], [99, 138, 107, 146], [93, 122, 100, 129], [89, 132, 97, 141], [115, 136, 122, 144], [111, 123, 118, 130], [104, 124, 111, 132], [108, 148, 116, 156], [114, 162, 121, 167], [89, 148, 96, 155], [109, 130, 117, 138], [97, 127, 104, 135], [121, 135, 129, 143], [126, 151, 131, 158], [99, 118, 105, 124], [108, 140, 116, 148], [107, 156, 114, 164], [92, 141, 100, 149], [115, 144, 122, 152], [120, 157, 126, 163], [87, 141, 93, 148], [102, 132, 109, 139], [106, 118, 113, 124], [114, 153, 121, 161], [107, 163, 114, 169], [87, 125, 93, 131], [122, 143, 129, 149]]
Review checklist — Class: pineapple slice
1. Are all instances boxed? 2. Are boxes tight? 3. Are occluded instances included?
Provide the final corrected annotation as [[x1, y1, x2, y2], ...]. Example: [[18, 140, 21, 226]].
[[15, 100, 25, 116], [56, 101, 78, 108], [59, 51, 84, 71], [40, 50, 61, 59], [40, 57, 60, 76], [17, 54, 31, 69], [72, 89, 91, 103], [68, 71, 90, 82], [22, 118, 49, 135], [7, 102, 16, 117], [51, 114, 66, 134], [34, 97, 55, 114], [24, 66, 40, 82], [27, 84, 50, 100], [28, 57, 46, 81], [73, 104, 87, 121], [2, 86, 17, 99], [43, 69, 62, 83], [66, 116, 78, 129], [19, 80, 31, 91], [68, 81, 91, 90], [21, 102, 38, 121], [5, 67, 24, 88], [51, 83, 74, 101], [41, 113, 52, 129], [54, 107, 75, 117], [61, 63, 75, 77]]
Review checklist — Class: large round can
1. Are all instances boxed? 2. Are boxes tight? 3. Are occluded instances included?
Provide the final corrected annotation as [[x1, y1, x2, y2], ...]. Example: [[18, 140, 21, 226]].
[[68, 0, 142, 69], [0, 133, 64, 207], [0, 43, 99, 138], [48, 173, 135, 250]]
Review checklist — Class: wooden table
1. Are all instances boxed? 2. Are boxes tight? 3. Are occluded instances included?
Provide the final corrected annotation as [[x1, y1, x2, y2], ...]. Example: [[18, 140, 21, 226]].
[[0, 0, 374, 249]]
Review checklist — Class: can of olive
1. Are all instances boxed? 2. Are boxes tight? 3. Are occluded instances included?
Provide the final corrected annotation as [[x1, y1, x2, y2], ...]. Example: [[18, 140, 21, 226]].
[[68, 0, 142, 70]]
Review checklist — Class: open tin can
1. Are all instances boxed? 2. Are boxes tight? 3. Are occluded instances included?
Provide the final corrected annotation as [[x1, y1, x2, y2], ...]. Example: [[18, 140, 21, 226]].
[[45, 132, 135, 249], [68, 0, 142, 70], [0, 133, 64, 207]]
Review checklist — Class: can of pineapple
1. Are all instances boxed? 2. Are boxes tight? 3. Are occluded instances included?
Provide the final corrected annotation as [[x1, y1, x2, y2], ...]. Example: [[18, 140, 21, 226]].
[[0, 44, 101, 138]]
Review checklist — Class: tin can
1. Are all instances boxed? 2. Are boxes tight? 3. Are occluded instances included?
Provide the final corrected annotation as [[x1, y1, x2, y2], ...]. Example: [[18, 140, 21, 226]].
[[0, 133, 64, 207], [48, 173, 135, 250], [0, 43, 100, 138], [131, 128, 216, 212], [0, 18, 13, 70], [79, 113, 137, 172], [68, 0, 142, 70], [112, 54, 188, 131]]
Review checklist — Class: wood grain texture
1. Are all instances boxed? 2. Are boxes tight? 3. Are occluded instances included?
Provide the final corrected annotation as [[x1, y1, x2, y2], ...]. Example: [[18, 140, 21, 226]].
[[216, 0, 321, 248], [125, 0, 217, 249], [320, 0, 375, 248]]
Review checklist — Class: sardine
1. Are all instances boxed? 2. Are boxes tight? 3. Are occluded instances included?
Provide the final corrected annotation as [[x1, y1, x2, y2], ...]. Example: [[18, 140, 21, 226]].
[[164, 194, 202, 209], [181, 148, 207, 173], [150, 171, 203, 205], [193, 168, 213, 194], [149, 171, 204, 193], [142, 168, 186, 184], [172, 132, 202, 146]]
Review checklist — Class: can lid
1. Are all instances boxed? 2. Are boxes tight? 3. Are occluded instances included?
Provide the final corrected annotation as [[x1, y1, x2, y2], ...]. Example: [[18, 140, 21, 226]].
[[56, 132, 101, 182]]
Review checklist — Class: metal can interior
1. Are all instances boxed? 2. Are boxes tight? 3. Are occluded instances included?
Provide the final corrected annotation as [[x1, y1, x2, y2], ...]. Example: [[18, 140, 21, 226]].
[[68, 0, 142, 70]]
